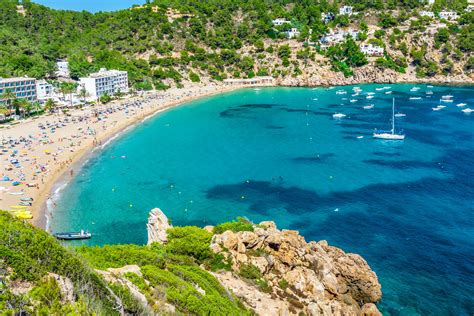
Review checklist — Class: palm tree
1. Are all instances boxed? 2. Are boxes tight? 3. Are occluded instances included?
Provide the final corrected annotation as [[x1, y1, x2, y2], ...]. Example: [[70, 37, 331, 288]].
[[0, 88, 16, 116], [78, 87, 89, 106], [59, 82, 76, 108], [33, 101, 42, 115], [0, 104, 8, 122], [17, 98, 30, 118], [44, 98, 57, 113]]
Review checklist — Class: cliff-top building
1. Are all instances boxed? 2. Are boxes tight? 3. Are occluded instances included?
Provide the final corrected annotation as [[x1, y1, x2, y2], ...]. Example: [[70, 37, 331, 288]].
[[79, 68, 129, 101]]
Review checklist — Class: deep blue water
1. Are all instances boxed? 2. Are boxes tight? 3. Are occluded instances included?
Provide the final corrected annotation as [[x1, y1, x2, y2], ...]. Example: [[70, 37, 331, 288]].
[[51, 84, 474, 315], [34, 0, 144, 12]]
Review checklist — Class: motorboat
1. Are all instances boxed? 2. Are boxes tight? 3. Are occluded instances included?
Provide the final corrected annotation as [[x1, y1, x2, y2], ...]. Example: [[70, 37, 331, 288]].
[[53, 230, 92, 240]]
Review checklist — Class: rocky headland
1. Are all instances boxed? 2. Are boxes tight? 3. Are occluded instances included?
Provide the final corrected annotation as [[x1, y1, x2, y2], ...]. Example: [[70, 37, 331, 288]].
[[148, 209, 382, 315]]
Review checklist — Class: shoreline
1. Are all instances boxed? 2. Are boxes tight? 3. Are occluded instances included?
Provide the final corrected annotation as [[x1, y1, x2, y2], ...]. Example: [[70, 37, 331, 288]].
[[0, 84, 248, 230], [35, 84, 249, 229], [1, 81, 472, 232]]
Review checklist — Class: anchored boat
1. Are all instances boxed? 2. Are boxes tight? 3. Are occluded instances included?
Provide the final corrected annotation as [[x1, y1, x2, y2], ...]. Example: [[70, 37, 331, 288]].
[[53, 230, 92, 240], [373, 98, 405, 140]]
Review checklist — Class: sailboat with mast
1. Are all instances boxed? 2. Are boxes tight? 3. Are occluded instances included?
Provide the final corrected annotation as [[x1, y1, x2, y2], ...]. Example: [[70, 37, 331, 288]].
[[373, 98, 405, 140]]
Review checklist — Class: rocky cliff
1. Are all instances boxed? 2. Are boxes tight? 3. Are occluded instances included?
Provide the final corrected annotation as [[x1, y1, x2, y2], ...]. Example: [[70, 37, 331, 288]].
[[147, 212, 382, 316], [209, 221, 382, 316]]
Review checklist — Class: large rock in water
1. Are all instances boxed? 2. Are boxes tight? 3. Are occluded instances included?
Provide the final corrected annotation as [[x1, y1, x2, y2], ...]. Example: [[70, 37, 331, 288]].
[[210, 221, 382, 315], [146, 208, 172, 245]]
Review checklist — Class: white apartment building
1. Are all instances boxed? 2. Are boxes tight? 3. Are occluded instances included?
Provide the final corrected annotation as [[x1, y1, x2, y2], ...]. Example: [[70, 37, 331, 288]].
[[339, 6, 353, 16], [272, 18, 291, 26], [321, 12, 334, 23], [55, 59, 70, 78], [79, 68, 129, 101], [36, 80, 54, 101], [285, 28, 301, 39], [0, 77, 37, 103], [420, 11, 435, 18], [439, 11, 459, 20], [465, 5, 474, 12], [360, 44, 384, 56], [320, 28, 360, 46]]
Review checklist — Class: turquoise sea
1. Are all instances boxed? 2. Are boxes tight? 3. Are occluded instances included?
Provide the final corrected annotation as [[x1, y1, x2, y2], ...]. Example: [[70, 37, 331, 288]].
[[51, 84, 474, 315]]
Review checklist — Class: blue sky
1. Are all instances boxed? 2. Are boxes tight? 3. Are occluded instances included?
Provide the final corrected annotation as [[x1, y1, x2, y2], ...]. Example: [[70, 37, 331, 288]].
[[34, 0, 145, 12]]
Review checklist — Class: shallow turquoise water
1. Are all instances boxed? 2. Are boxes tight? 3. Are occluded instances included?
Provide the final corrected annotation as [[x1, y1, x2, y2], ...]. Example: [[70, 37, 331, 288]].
[[51, 84, 474, 315]]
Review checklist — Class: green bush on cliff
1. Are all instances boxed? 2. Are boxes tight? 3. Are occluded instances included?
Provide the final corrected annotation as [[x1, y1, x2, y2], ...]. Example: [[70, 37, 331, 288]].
[[166, 226, 213, 261], [141, 264, 249, 315], [76, 244, 165, 269], [0, 211, 123, 314], [213, 217, 254, 234]]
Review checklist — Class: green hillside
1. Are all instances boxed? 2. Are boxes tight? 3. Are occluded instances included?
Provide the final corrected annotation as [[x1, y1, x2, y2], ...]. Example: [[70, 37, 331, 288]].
[[0, 0, 472, 89], [0, 211, 249, 315]]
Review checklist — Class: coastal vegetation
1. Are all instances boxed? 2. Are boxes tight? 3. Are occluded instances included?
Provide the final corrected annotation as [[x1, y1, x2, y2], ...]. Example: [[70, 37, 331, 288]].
[[0, 0, 472, 90], [0, 211, 247, 315]]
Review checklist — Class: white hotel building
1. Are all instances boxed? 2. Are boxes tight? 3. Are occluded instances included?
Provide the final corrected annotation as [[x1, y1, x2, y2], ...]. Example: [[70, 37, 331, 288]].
[[79, 68, 129, 101], [0, 77, 37, 103]]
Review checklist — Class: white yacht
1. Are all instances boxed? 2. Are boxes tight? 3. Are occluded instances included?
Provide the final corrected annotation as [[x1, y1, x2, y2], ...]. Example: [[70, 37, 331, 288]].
[[373, 98, 405, 140], [333, 113, 346, 119], [456, 103, 467, 107], [363, 105, 375, 110], [462, 108, 473, 113]]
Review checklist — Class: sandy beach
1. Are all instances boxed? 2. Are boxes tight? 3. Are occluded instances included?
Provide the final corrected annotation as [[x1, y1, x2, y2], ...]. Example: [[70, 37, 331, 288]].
[[0, 83, 247, 229]]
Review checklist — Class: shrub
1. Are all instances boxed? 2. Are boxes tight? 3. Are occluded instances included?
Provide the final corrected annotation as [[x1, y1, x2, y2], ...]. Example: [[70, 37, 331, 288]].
[[239, 263, 262, 280], [166, 226, 213, 261], [189, 71, 200, 82], [76, 244, 165, 269], [213, 217, 254, 234]]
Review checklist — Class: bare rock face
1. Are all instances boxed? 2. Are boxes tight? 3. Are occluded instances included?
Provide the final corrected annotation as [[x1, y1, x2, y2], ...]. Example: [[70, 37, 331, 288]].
[[147, 208, 172, 245], [210, 222, 382, 315]]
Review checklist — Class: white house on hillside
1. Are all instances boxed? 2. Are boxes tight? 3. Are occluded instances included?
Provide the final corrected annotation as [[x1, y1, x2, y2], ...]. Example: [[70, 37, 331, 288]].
[[420, 11, 435, 18], [321, 12, 334, 23], [285, 28, 301, 39], [339, 6, 353, 16], [272, 18, 291, 26], [439, 11, 459, 20], [360, 44, 384, 57], [465, 5, 474, 12], [79, 68, 129, 101], [320, 28, 359, 47], [55, 60, 70, 78]]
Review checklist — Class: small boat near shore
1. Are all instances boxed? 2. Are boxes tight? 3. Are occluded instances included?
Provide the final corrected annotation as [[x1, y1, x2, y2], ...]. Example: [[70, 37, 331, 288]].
[[53, 230, 92, 240], [456, 103, 467, 107], [333, 113, 346, 119], [461, 108, 473, 113]]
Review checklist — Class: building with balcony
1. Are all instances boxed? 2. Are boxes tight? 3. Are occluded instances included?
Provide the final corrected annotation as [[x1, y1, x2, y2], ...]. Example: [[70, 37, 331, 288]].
[[36, 80, 54, 102], [0, 77, 37, 104], [79, 68, 129, 101]]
